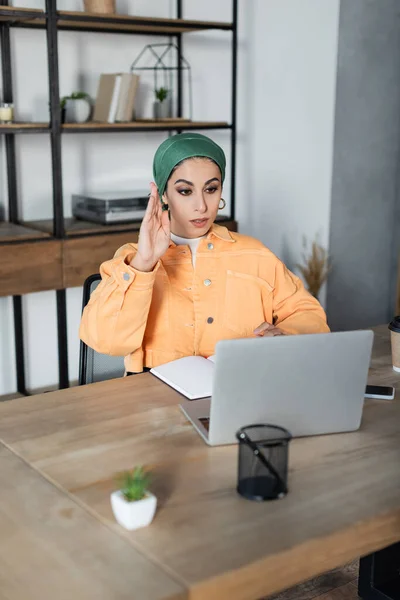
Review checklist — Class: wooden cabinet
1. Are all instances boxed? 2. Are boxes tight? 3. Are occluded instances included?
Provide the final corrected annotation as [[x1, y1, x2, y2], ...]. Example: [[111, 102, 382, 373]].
[[0, 240, 63, 297]]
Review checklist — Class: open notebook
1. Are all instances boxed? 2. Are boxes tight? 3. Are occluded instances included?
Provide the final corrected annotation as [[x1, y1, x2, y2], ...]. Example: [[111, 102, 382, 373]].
[[150, 356, 215, 400]]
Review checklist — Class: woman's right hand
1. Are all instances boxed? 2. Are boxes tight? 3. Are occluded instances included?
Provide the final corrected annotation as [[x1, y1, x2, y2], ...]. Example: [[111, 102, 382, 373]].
[[130, 182, 171, 272]]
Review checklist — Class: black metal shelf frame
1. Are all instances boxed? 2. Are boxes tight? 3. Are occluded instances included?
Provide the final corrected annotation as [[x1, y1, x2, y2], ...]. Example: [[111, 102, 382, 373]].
[[0, 0, 238, 394]]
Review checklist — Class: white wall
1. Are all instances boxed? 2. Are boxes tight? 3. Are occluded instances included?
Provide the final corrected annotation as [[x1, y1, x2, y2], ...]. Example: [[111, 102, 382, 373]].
[[238, 0, 340, 273], [0, 0, 340, 394]]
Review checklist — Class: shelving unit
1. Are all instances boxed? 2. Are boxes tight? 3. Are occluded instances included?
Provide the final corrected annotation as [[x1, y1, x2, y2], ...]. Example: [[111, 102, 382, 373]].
[[0, 0, 238, 394]]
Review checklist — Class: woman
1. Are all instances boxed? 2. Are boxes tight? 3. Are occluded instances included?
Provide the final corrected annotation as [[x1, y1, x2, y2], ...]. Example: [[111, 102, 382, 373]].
[[80, 133, 329, 374]]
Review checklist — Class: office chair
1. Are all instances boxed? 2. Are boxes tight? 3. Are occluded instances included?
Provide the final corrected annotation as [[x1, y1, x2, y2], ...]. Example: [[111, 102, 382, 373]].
[[79, 273, 125, 385]]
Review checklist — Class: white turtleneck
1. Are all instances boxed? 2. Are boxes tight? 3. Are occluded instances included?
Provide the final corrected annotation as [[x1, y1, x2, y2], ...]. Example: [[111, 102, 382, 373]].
[[170, 233, 205, 267]]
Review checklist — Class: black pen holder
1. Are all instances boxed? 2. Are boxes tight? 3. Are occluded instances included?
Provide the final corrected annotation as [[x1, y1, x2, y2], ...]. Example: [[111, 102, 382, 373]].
[[236, 424, 291, 501]]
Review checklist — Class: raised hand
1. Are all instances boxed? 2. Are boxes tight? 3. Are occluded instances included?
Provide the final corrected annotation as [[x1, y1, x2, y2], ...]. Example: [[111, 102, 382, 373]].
[[130, 182, 171, 272]]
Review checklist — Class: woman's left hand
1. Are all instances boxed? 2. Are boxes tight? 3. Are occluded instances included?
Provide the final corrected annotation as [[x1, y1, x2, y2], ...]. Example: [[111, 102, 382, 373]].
[[253, 322, 286, 337]]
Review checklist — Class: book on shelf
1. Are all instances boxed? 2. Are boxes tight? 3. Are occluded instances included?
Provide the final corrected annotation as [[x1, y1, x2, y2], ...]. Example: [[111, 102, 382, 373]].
[[115, 73, 131, 122], [150, 355, 215, 400], [135, 118, 191, 123], [108, 75, 122, 123], [117, 74, 140, 122], [93, 73, 140, 123], [93, 73, 118, 123]]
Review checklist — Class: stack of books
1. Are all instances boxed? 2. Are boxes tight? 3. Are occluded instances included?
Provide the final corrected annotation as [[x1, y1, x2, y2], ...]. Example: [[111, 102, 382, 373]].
[[93, 73, 140, 123]]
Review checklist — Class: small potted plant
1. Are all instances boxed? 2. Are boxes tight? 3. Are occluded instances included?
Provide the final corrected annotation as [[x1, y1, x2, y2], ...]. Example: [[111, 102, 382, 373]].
[[60, 91, 91, 124], [110, 466, 157, 531], [153, 87, 171, 120]]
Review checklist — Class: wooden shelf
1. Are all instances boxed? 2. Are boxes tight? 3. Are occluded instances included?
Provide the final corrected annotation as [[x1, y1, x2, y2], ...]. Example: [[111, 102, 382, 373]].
[[0, 122, 230, 135], [57, 11, 233, 34], [0, 123, 49, 134], [0, 6, 43, 23], [24, 218, 141, 237], [0, 222, 50, 243], [24, 215, 235, 238], [0, 7, 232, 35], [62, 121, 230, 133]]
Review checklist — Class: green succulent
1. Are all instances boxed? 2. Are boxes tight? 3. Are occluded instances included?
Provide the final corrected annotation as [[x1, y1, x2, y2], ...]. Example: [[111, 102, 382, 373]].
[[118, 466, 150, 502], [60, 91, 90, 109], [155, 87, 168, 103]]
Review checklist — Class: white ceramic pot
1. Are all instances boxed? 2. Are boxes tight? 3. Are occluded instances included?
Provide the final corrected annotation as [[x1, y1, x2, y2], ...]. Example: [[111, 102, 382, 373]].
[[153, 99, 171, 120], [64, 98, 91, 123], [110, 490, 157, 530]]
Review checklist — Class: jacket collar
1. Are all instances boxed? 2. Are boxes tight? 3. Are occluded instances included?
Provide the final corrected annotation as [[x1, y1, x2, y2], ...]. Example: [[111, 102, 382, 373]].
[[168, 223, 235, 247], [208, 223, 236, 242]]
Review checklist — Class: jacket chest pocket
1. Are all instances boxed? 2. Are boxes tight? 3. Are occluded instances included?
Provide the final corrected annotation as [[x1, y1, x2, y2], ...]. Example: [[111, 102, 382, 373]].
[[223, 270, 274, 335]]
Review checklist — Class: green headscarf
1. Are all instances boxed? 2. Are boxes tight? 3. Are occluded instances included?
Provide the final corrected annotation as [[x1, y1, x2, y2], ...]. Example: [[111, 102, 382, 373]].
[[153, 132, 226, 198]]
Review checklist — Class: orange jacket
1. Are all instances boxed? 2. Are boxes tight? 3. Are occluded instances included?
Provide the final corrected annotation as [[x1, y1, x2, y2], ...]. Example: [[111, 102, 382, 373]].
[[80, 224, 329, 373]]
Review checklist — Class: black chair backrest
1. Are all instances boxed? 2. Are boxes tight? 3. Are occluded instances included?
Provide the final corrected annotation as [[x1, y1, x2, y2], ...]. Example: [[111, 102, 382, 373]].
[[79, 273, 125, 385]]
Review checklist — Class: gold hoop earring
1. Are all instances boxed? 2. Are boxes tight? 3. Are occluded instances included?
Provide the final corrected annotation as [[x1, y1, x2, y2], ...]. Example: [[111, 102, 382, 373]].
[[218, 198, 226, 210]]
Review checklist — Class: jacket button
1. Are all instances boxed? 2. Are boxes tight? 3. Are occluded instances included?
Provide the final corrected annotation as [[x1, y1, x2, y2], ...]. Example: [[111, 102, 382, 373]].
[[123, 273, 130, 281], [204, 279, 211, 286], [207, 317, 214, 324], [207, 243, 214, 250]]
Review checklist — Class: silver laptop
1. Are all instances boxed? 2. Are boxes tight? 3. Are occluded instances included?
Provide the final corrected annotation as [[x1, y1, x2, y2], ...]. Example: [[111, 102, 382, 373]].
[[180, 330, 374, 446]]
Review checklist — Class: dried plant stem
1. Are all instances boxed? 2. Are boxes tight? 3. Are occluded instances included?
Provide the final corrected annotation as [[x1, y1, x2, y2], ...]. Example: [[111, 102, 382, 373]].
[[296, 240, 331, 299]]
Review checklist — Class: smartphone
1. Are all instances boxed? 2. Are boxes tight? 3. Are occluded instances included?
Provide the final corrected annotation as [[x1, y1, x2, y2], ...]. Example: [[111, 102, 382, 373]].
[[365, 385, 395, 400]]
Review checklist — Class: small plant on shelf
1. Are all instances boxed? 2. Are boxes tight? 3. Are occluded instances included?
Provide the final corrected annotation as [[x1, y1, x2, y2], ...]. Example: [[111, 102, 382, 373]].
[[60, 91, 90, 110], [154, 87, 169, 103], [60, 91, 91, 124], [153, 87, 171, 120]]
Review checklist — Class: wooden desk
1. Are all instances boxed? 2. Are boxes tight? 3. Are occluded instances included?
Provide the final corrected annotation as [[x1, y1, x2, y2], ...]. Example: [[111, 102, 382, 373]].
[[0, 446, 184, 600], [0, 325, 399, 600]]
